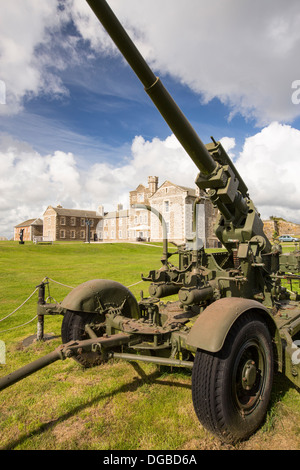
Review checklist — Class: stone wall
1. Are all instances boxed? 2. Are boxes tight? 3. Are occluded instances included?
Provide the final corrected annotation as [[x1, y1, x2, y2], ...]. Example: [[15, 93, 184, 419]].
[[263, 218, 300, 240], [128, 177, 157, 241], [102, 209, 130, 241], [149, 181, 190, 243]]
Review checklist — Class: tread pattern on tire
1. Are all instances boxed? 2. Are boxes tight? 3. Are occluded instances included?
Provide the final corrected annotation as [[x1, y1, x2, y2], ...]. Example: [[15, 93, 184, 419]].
[[192, 311, 274, 443]]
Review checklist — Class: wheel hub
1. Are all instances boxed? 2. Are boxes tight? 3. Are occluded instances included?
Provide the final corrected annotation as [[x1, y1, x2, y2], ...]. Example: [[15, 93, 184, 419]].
[[242, 359, 257, 390]]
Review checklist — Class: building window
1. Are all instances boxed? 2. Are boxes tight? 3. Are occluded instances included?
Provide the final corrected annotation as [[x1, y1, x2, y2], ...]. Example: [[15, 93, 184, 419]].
[[81, 218, 85, 226], [71, 230, 75, 238], [137, 193, 143, 202], [111, 230, 115, 238], [60, 217, 66, 225], [70, 217, 76, 226], [80, 231, 85, 239], [164, 201, 169, 213], [119, 230, 122, 238], [60, 230, 65, 238]]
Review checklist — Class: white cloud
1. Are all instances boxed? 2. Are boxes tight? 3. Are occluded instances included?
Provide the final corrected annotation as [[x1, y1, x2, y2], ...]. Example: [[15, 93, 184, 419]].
[[2, 1, 300, 123], [220, 137, 236, 158], [69, 0, 300, 124], [2, 122, 300, 239], [0, 136, 83, 238], [83, 134, 197, 208], [84, 123, 300, 230], [0, 0, 71, 115], [235, 122, 300, 222], [1, 1, 300, 238], [65, 0, 116, 54], [0, 132, 198, 239]]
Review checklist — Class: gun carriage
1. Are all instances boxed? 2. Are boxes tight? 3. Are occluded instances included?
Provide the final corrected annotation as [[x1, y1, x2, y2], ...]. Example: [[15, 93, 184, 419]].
[[1, 0, 299, 444]]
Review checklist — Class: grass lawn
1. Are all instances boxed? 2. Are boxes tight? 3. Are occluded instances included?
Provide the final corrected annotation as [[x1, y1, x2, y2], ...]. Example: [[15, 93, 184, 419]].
[[0, 240, 299, 450]]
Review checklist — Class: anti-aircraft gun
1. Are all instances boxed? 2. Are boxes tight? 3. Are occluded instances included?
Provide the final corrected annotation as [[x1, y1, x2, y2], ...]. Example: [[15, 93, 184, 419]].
[[0, 0, 299, 444]]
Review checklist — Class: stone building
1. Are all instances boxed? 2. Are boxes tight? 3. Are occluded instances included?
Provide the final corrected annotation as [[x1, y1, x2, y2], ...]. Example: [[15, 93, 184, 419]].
[[14, 218, 43, 242], [14, 176, 219, 246], [43, 205, 102, 241], [96, 176, 219, 247], [149, 180, 219, 247], [96, 177, 159, 242], [128, 176, 159, 241], [99, 205, 130, 242]]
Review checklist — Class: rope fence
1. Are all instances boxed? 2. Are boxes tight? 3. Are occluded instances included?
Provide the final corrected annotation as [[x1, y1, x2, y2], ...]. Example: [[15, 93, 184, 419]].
[[0, 277, 143, 334]]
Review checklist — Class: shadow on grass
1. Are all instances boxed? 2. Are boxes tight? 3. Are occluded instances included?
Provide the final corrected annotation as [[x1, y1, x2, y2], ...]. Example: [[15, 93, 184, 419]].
[[261, 370, 299, 433], [1, 362, 192, 450], [3, 362, 296, 450], [269, 370, 299, 409]]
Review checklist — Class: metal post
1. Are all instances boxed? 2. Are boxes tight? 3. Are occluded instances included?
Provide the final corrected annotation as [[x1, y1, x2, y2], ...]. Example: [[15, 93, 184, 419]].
[[86, 219, 91, 243], [133, 204, 169, 265], [37, 282, 45, 341]]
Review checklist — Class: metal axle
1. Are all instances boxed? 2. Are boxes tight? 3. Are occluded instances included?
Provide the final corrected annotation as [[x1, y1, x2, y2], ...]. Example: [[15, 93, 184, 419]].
[[110, 352, 194, 369]]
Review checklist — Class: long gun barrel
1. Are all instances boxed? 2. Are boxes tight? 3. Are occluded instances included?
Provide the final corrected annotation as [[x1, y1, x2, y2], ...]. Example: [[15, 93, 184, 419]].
[[86, 0, 271, 254], [86, 0, 216, 176]]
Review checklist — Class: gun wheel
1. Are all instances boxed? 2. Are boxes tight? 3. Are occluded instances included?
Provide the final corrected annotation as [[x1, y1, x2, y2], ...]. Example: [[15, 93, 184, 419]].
[[192, 311, 274, 443], [61, 311, 105, 368], [60, 279, 140, 368]]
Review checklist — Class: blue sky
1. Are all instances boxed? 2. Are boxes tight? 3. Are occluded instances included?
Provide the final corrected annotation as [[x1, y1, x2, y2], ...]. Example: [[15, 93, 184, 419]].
[[1, 0, 300, 239]]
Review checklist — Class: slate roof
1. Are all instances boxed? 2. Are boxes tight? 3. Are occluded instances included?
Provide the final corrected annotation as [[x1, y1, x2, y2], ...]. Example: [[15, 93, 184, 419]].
[[15, 218, 43, 228], [45, 206, 100, 218]]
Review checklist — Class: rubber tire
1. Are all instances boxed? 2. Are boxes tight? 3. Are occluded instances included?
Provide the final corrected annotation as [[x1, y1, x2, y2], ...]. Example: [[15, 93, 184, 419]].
[[192, 311, 274, 443], [61, 310, 104, 368]]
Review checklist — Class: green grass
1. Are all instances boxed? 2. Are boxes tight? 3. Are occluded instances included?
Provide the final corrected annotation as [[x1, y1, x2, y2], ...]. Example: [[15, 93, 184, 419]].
[[0, 241, 164, 340], [0, 240, 299, 450]]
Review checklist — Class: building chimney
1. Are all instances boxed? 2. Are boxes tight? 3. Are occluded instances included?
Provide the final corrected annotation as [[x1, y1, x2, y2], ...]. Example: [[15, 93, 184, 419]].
[[97, 205, 104, 216], [148, 176, 158, 195]]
